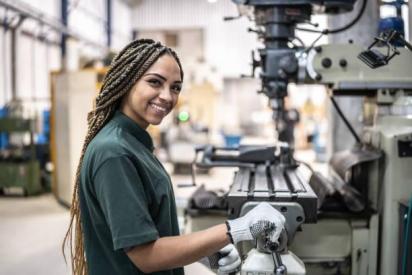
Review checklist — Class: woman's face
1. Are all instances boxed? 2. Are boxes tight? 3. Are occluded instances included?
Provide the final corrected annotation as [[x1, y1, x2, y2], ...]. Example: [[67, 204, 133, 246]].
[[120, 54, 182, 129]]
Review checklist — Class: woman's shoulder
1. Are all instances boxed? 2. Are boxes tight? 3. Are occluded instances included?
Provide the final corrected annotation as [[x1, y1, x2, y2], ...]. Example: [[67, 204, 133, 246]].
[[88, 129, 127, 156], [82, 136, 131, 176]]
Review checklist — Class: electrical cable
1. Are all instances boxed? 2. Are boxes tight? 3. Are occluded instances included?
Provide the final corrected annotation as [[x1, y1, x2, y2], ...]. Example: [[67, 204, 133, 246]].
[[329, 96, 362, 144], [302, 32, 324, 56], [296, 32, 324, 60], [289, 36, 305, 48], [308, 32, 324, 48], [296, 0, 367, 35], [401, 195, 412, 275]]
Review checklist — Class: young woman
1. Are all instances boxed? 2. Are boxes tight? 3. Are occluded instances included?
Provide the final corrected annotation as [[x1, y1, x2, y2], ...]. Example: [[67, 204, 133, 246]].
[[63, 39, 285, 275]]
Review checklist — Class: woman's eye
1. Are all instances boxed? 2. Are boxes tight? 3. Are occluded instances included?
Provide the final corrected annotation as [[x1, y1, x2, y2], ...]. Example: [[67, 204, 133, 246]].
[[171, 85, 182, 93], [148, 79, 162, 86]]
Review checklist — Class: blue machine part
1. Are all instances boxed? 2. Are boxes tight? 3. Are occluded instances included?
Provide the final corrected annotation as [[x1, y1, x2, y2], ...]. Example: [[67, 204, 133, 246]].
[[0, 107, 9, 149], [379, 0, 407, 47], [378, 17, 405, 47], [36, 110, 50, 145], [379, 17, 405, 44], [42, 110, 50, 136], [224, 134, 242, 148]]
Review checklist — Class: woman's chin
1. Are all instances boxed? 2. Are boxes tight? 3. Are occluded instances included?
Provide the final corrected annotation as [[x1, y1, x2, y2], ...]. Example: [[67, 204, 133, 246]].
[[146, 110, 170, 126], [147, 117, 163, 126]]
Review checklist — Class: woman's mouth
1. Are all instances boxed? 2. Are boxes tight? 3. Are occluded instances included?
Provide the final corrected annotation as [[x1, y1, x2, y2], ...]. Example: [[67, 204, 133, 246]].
[[149, 102, 168, 115]]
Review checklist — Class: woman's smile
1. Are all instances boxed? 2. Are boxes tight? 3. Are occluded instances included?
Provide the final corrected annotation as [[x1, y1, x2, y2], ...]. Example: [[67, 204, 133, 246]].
[[148, 101, 169, 115]]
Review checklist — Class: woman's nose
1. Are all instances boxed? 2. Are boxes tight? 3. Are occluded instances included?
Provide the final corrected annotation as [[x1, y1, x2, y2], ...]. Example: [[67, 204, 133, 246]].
[[158, 87, 173, 102]]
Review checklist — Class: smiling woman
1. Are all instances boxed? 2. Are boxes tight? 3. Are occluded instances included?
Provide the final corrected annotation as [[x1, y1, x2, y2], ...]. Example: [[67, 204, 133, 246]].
[[62, 39, 188, 275], [62, 39, 282, 275]]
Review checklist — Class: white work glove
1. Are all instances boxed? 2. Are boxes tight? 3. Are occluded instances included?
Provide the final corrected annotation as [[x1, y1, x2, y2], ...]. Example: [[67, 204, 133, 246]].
[[199, 244, 241, 274], [226, 202, 285, 244]]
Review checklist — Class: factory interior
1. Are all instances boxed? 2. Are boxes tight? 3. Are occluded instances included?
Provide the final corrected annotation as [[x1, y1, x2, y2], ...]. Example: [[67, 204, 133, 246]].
[[0, 0, 412, 274]]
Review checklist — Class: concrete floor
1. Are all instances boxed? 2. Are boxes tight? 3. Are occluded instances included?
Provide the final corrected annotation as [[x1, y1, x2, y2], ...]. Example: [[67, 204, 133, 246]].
[[0, 194, 71, 275]]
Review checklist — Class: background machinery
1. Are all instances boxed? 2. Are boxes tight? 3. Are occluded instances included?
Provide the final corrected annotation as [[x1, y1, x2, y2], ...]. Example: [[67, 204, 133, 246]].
[[0, 102, 50, 196]]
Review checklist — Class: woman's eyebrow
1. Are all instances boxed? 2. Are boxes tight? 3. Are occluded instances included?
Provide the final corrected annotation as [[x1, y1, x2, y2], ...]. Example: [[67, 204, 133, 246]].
[[144, 73, 167, 81], [144, 73, 182, 83]]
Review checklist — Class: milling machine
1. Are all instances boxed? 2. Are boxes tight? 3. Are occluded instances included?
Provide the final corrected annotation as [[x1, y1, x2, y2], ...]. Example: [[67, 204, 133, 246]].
[[187, 0, 412, 274]]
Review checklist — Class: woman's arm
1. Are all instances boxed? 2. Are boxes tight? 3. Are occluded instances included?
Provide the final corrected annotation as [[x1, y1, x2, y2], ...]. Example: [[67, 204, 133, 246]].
[[126, 202, 285, 273], [126, 224, 229, 273]]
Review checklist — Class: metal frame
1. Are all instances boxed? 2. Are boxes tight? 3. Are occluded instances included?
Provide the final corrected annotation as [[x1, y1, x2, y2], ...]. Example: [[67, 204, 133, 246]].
[[0, 0, 108, 51]]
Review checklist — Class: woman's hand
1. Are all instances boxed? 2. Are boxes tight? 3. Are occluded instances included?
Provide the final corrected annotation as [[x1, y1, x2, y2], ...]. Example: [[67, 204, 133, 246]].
[[216, 244, 241, 274], [226, 202, 285, 244], [200, 244, 241, 274]]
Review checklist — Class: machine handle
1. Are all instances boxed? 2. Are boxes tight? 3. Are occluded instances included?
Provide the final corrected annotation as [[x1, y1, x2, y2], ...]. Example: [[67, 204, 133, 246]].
[[272, 252, 287, 275]]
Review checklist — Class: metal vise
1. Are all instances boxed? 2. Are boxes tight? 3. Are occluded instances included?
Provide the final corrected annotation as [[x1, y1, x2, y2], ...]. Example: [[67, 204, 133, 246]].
[[195, 145, 318, 274]]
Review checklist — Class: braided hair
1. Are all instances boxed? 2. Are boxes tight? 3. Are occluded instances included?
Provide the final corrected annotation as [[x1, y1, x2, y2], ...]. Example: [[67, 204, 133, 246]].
[[62, 39, 184, 275]]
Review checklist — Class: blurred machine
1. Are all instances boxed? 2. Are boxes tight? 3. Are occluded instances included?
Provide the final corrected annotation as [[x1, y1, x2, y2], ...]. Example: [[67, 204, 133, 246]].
[[163, 110, 209, 174], [187, 0, 412, 274], [0, 104, 43, 196]]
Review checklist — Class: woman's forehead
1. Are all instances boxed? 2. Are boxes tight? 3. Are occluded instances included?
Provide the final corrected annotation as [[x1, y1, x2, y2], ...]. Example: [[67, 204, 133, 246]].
[[145, 54, 182, 81]]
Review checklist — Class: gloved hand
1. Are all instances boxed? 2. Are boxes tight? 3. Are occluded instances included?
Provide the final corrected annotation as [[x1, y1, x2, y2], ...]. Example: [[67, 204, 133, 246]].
[[199, 244, 241, 274], [226, 202, 285, 244]]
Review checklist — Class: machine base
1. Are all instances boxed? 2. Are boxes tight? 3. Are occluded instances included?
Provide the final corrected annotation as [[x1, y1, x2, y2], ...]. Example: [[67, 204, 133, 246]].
[[242, 249, 306, 275]]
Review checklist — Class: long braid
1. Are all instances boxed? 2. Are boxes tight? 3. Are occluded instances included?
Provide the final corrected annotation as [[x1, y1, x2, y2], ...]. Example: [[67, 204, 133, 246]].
[[62, 39, 184, 275]]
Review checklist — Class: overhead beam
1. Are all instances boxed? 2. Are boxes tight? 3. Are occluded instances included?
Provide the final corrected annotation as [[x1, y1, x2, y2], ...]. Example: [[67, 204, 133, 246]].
[[0, 0, 108, 51]]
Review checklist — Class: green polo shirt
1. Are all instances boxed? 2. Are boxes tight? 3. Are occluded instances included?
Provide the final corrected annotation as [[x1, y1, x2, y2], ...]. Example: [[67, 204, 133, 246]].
[[79, 111, 184, 275]]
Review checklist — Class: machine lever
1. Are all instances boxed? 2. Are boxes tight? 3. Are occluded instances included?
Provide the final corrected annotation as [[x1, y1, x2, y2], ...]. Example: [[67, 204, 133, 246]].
[[272, 252, 287, 275]]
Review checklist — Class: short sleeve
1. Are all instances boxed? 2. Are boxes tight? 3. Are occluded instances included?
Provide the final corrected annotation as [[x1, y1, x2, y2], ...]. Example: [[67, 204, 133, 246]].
[[93, 155, 159, 250]]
